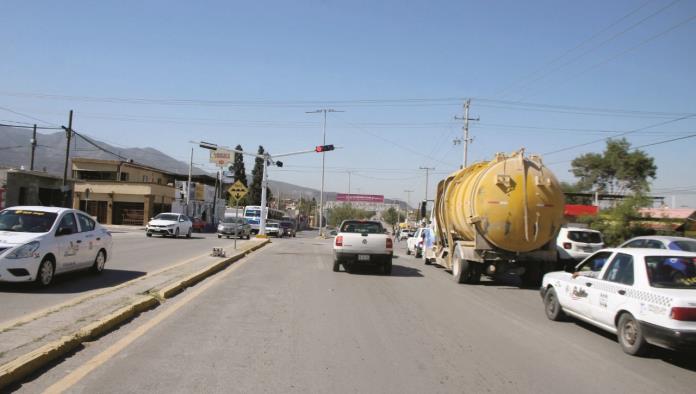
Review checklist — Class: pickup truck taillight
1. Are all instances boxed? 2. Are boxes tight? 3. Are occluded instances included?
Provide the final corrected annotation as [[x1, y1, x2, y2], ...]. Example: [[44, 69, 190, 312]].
[[335, 235, 343, 247], [670, 307, 696, 321], [386, 238, 393, 249], [563, 242, 572, 249]]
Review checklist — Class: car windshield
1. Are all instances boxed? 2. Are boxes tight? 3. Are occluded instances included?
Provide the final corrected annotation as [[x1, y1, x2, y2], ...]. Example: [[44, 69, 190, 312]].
[[222, 218, 241, 224], [154, 214, 179, 221], [646, 256, 696, 289], [0, 209, 58, 233], [568, 231, 602, 244], [267, 223, 279, 228], [340, 221, 383, 234], [246, 209, 260, 218], [280, 222, 292, 228], [668, 240, 696, 252]]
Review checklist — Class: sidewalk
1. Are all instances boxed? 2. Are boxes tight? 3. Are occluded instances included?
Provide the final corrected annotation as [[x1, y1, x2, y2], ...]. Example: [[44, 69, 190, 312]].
[[0, 238, 270, 388]]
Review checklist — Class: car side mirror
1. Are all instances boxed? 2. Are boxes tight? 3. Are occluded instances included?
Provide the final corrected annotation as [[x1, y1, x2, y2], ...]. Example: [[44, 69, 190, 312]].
[[57, 227, 73, 236]]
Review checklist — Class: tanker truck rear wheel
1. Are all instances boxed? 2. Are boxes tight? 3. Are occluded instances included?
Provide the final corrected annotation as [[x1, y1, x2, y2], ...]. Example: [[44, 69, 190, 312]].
[[452, 258, 471, 284]]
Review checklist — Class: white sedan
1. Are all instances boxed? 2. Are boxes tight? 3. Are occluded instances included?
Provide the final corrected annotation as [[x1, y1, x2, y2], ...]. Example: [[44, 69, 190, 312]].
[[0, 206, 113, 286], [541, 248, 696, 355], [146, 213, 193, 238]]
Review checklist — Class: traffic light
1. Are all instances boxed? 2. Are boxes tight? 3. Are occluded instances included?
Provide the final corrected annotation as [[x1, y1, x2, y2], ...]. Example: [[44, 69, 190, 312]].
[[315, 144, 335, 152], [420, 200, 427, 219], [275, 161, 283, 168]]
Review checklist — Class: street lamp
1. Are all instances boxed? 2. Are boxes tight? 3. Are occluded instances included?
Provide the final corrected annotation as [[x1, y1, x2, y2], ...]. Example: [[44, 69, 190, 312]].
[[306, 109, 344, 237]]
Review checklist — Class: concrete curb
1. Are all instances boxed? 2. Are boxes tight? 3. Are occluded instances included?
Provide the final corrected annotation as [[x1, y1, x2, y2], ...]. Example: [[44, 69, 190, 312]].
[[0, 239, 270, 390]]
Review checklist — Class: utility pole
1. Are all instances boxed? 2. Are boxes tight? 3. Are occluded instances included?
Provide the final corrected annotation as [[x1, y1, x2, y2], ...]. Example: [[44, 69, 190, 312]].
[[403, 189, 414, 221], [61, 110, 74, 207], [347, 171, 352, 196], [418, 167, 434, 202], [186, 147, 193, 216], [454, 99, 479, 168], [306, 108, 344, 237], [30, 124, 37, 171]]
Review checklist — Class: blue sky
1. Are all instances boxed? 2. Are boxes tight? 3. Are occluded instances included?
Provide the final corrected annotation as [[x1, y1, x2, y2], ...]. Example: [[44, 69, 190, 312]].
[[1, 0, 695, 206]]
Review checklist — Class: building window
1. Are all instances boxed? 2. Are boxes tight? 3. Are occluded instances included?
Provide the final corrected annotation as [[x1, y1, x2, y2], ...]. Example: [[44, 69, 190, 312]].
[[76, 171, 117, 181], [120, 172, 129, 181], [143, 175, 149, 183], [157, 178, 162, 184]]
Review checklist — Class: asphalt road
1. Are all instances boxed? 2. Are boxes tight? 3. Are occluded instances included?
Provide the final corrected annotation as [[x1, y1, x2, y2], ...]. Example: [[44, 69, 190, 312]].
[[0, 230, 251, 324], [12, 233, 696, 393]]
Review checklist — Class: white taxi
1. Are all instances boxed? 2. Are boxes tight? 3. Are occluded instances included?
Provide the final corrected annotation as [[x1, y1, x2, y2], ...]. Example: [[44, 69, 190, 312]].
[[0, 206, 113, 286], [541, 248, 696, 355]]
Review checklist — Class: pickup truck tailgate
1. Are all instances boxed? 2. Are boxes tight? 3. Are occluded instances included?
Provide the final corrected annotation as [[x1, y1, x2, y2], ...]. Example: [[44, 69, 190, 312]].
[[339, 233, 389, 254]]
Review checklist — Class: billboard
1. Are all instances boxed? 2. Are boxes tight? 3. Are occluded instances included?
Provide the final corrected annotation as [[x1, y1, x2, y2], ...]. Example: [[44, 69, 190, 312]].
[[336, 193, 384, 203], [209, 149, 232, 166]]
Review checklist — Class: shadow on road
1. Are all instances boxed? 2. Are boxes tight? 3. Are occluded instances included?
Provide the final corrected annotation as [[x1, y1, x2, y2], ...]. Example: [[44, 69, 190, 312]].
[[0, 269, 146, 294], [345, 264, 423, 277]]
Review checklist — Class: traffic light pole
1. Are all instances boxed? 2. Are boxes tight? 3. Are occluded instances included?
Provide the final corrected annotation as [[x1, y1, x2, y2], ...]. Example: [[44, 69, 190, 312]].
[[191, 141, 336, 237]]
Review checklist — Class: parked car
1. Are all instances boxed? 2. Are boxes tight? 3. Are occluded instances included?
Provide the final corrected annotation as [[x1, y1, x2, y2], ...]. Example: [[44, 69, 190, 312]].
[[0, 206, 113, 286], [191, 217, 206, 233], [146, 213, 192, 238], [407, 227, 426, 258], [398, 229, 413, 241], [265, 221, 281, 237], [333, 220, 393, 274], [217, 217, 251, 239], [619, 236, 696, 252], [280, 221, 296, 237], [541, 248, 696, 356], [557, 227, 604, 269]]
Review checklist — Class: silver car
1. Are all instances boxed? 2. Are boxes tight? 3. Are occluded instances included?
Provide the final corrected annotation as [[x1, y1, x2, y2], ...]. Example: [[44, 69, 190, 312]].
[[217, 217, 251, 239]]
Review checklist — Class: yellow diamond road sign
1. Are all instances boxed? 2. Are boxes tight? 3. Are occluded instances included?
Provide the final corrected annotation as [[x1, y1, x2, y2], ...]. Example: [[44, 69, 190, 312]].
[[227, 180, 248, 201]]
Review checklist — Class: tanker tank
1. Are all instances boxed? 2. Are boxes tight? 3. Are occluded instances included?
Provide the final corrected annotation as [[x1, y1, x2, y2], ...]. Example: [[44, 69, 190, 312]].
[[432, 149, 565, 285]]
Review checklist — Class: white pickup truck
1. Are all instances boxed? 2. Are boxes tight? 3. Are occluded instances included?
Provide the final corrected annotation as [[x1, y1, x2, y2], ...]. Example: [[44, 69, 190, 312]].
[[333, 220, 393, 275]]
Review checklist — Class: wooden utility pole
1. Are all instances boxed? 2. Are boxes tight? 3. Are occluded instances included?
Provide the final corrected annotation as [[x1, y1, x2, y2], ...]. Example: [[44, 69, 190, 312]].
[[61, 110, 73, 207]]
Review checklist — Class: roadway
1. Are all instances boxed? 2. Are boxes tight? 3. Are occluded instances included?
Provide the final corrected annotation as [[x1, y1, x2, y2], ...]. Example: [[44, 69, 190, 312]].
[[0, 230, 251, 324], [10, 232, 696, 393]]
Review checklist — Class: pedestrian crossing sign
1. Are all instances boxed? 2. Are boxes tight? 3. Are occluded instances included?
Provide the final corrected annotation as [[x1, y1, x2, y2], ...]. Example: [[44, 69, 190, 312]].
[[227, 180, 248, 201]]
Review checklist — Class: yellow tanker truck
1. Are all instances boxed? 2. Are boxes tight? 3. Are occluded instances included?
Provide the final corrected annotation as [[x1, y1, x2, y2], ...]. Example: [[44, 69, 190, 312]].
[[431, 149, 565, 286]]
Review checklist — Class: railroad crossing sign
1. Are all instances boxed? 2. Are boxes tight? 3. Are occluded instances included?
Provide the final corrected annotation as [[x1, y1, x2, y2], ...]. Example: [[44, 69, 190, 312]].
[[227, 180, 248, 201]]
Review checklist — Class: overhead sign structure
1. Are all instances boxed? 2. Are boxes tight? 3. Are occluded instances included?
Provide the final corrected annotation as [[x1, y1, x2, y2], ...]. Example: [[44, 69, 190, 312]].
[[227, 180, 248, 201], [210, 149, 232, 166]]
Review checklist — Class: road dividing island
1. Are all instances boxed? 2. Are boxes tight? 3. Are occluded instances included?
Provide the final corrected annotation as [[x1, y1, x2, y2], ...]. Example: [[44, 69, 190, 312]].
[[0, 238, 271, 390]]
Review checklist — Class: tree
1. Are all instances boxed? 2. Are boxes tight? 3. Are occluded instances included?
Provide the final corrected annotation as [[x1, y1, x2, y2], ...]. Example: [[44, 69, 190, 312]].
[[579, 194, 654, 246], [571, 138, 656, 195], [228, 144, 249, 206], [326, 204, 373, 227], [248, 146, 265, 205], [559, 181, 593, 205], [381, 207, 404, 232]]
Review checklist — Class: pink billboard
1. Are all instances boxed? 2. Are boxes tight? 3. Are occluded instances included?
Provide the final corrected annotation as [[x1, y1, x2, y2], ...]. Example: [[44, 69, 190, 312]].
[[336, 193, 384, 203]]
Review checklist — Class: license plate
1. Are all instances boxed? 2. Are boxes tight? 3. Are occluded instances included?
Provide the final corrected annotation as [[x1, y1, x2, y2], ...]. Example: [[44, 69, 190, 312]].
[[358, 255, 370, 261]]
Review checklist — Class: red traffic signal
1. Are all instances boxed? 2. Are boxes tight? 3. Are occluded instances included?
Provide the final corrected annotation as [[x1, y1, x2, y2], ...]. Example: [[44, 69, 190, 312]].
[[315, 144, 335, 152]]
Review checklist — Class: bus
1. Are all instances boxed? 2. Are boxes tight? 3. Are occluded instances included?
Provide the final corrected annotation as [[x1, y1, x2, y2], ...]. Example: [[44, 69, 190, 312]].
[[243, 205, 285, 234]]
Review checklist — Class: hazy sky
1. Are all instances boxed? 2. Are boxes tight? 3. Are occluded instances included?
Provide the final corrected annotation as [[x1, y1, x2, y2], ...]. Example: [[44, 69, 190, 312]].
[[1, 0, 695, 206]]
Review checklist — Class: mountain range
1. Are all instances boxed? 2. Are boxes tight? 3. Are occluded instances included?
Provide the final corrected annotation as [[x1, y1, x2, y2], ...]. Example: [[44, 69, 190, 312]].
[[0, 125, 407, 208]]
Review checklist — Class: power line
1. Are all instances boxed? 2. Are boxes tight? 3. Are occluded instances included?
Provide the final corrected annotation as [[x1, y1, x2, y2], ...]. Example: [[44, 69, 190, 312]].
[[518, 12, 696, 101], [0, 105, 60, 127], [505, 0, 683, 100], [633, 133, 696, 148], [493, 0, 657, 98], [0, 122, 62, 130], [542, 113, 696, 155]]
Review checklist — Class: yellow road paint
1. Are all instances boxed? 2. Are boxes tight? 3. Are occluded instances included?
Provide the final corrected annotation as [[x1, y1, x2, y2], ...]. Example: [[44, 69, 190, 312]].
[[44, 242, 275, 394]]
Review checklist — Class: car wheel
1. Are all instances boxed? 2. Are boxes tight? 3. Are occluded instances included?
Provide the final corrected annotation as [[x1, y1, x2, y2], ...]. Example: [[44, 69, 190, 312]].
[[424, 257, 432, 265], [333, 258, 341, 272], [91, 250, 107, 274], [146, 232, 152, 237], [186, 228, 192, 238], [520, 261, 542, 288], [35, 258, 55, 287], [543, 287, 565, 321], [617, 313, 649, 356], [246, 234, 251, 240], [174, 228, 180, 238]]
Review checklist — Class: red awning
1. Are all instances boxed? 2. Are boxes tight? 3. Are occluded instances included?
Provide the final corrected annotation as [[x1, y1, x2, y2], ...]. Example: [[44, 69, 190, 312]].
[[564, 204, 598, 217]]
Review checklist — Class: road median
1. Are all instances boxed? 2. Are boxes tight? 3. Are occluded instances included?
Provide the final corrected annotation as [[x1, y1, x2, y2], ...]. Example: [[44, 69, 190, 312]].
[[0, 238, 270, 389]]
